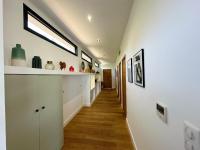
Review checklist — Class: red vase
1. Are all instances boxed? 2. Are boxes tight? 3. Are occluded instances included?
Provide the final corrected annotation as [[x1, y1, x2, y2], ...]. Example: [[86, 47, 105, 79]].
[[69, 66, 74, 72]]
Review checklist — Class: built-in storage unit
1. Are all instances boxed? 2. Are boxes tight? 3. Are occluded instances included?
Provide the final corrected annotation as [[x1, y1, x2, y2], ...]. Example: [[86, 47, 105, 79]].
[[95, 81, 101, 97], [4, 66, 101, 150], [90, 74, 101, 105], [5, 75, 63, 150], [95, 74, 101, 96]]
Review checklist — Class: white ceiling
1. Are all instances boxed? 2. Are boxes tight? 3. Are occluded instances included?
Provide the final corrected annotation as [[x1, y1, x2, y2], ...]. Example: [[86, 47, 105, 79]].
[[30, 0, 133, 64]]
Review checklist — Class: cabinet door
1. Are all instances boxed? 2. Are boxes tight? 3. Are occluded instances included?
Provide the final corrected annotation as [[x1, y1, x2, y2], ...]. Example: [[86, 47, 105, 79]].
[[5, 75, 40, 150], [38, 75, 63, 150]]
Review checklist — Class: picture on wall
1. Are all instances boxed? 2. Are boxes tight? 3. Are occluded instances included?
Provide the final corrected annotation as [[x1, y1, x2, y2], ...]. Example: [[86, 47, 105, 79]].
[[127, 58, 133, 83], [133, 49, 145, 87]]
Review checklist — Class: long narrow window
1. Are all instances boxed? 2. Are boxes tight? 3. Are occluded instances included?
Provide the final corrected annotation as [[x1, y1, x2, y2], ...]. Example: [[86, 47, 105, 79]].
[[81, 51, 92, 63], [23, 4, 78, 56], [95, 62, 99, 68]]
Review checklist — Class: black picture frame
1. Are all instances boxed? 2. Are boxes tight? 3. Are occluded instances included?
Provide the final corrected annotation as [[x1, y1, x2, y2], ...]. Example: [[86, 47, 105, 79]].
[[133, 49, 145, 87], [127, 58, 133, 83]]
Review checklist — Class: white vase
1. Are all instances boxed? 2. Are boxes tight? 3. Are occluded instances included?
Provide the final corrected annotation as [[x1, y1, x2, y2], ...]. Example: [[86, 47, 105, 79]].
[[45, 61, 55, 70]]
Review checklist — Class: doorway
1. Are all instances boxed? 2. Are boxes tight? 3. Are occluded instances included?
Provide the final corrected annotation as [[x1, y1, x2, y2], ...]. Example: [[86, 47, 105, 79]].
[[103, 69, 112, 89], [122, 56, 127, 117], [118, 63, 122, 103], [116, 66, 119, 97]]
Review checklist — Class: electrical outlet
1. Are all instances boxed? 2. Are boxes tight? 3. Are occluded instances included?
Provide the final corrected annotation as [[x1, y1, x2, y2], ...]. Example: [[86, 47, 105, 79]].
[[184, 121, 200, 150]]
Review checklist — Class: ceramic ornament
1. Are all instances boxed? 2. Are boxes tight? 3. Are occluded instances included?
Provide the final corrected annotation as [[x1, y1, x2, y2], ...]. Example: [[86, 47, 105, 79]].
[[11, 44, 27, 66]]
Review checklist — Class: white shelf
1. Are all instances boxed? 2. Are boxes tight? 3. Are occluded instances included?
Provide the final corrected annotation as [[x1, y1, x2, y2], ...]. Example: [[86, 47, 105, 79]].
[[4, 66, 94, 76]]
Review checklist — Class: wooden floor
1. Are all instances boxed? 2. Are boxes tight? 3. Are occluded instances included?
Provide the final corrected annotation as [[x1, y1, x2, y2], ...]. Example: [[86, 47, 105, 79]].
[[62, 89, 134, 150]]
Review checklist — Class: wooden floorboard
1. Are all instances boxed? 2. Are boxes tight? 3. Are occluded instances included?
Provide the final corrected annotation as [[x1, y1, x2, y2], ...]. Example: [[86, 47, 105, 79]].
[[62, 89, 135, 150]]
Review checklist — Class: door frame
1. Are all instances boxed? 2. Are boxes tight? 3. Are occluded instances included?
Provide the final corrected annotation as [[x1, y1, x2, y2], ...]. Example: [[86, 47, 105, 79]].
[[116, 65, 119, 97], [122, 56, 127, 117], [118, 62, 122, 103]]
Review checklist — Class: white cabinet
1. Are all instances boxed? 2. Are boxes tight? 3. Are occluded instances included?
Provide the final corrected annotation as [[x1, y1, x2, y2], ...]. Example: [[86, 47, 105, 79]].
[[5, 75, 63, 150], [90, 75, 95, 90]]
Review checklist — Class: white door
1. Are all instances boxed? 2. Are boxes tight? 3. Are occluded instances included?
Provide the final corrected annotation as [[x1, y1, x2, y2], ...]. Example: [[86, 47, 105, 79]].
[[38, 75, 63, 150], [5, 75, 40, 150]]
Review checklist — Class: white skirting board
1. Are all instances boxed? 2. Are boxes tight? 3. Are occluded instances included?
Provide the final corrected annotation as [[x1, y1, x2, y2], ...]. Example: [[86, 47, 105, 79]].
[[126, 118, 138, 150], [63, 93, 99, 126], [91, 91, 100, 106], [63, 105, 82, 127], [63, 90, 101, 127], [63, 93, 83, 127]]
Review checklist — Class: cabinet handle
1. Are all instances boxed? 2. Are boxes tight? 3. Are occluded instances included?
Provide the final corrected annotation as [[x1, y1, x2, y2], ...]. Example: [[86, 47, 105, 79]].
[[35, 109, 39, 112], [42, 106, 46, 110]]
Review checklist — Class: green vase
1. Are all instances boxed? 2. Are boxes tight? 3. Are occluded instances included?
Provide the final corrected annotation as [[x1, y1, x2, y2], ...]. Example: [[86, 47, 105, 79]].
[[11, 44, 26, 66]]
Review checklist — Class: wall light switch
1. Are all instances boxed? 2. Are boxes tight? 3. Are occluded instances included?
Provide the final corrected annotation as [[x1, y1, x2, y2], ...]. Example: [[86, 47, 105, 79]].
[[184, 121, 200, 150], [156, 102, 167, 123]]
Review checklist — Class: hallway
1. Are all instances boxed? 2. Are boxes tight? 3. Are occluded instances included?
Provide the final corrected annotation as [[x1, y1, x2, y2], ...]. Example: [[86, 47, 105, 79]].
[[62, 90, 134, 150]]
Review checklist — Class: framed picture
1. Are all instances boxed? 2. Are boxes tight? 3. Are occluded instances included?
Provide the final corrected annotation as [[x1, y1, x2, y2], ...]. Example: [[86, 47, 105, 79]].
[[127, 58, 133, 83], [133, 49, 145, 87]]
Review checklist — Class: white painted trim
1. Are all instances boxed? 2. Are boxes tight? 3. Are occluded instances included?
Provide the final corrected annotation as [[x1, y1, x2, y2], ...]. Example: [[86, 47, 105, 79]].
[[84, 103, 91, 107], [63, 86, 101, 127], [89, 87, 101, 106], [126, 118, 138, 150], [0, 0, 6, 149], [5, 66, 95, 75], [90, 99, 95, 106], [96, 90, 101, 98], [63, 105, 82, 127], [85, 94, 97, 107], [90, 93, 98, 106]]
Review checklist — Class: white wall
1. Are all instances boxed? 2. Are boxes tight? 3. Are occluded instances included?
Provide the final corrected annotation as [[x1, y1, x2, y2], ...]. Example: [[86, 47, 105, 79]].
[[116, 0, 200, 150], [63, 75, 100, 126], [0, 0, 6, 149], [4, 0, 102, 129], [3, 0, 99, 70], [101, 63, 116, 89], [63, 76, 84, 126]]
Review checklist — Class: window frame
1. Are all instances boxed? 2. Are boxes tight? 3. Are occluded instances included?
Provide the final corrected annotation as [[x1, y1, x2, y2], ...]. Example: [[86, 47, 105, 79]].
[[81, 51, 92, 63], [23, 4, 78, 56], [95, 62, 99, 68]]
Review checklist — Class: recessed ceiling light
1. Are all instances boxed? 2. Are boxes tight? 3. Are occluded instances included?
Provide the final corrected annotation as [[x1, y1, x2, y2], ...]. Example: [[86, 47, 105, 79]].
[[87, 14, 92, 22]]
